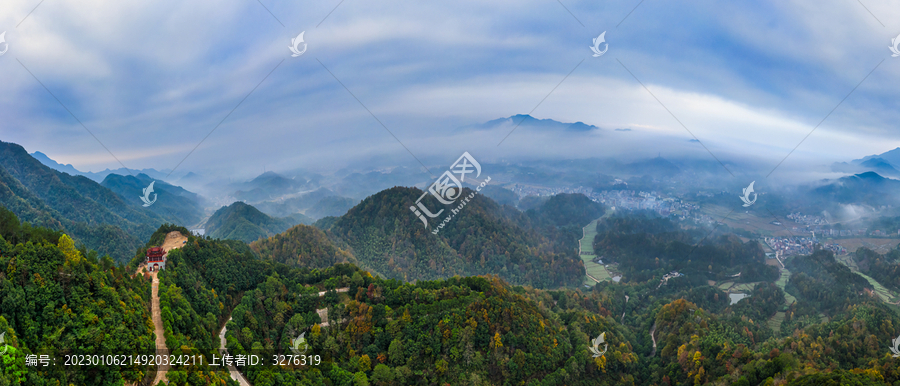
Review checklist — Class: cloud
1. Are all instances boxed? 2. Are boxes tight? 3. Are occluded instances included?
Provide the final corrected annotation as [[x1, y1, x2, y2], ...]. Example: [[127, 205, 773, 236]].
[[1, 0, 898, 182]]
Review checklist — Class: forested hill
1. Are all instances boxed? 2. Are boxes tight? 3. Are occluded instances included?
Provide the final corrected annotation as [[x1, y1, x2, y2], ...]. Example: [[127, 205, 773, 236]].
[[228, 236, 900, 385], [0, 140, 165, 262], [323, 187, 603, 288], [250, 223, 357, 269], [0, 207, 155, 385], [206, 201, 298, 243], [153, 225, 268, 350], [10, 207, 900, 384], [593, 215, 779, 284]]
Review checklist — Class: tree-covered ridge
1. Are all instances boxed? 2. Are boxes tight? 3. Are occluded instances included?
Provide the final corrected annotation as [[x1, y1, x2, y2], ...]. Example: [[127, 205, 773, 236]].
[[328, 186, 599, 288], [0, 140, 165, 262], [250, 224, 357, 269], [592, 215, 779, 284], [226, 271, 640, 386], [854, 247, 900, 293], [554, 275, 900, 385], [11, 188, 900, 385], [141, 225, 267, 386], [219, 252, 900, 385], [206, 201, 297, 244], [0, 207, 155, 385], [225, 264, 361, 354], [781, 249, 875, 332], [526, 193, 605, 229], [157, 232, 267, 350]]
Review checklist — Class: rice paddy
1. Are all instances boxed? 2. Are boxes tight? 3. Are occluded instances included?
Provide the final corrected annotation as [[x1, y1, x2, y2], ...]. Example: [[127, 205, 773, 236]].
[[580, 213, 619, 286]]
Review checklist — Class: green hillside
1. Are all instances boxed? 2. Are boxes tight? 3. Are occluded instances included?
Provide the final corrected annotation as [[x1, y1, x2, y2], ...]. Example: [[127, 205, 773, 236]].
[[206, 201, 298, 243], [0, 207, 155, 385], [8, 206, 900, 384], [327, 187, 602, 288], [0, 140, 166, 262], [250, 223, 358, 269]]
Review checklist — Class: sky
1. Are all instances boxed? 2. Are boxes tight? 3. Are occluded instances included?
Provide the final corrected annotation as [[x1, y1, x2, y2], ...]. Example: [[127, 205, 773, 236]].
[[2, 0, 900, 183]]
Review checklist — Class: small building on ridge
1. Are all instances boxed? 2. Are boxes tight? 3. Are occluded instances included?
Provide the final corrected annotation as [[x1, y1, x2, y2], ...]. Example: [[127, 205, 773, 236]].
[[146, 247, 166, 271]]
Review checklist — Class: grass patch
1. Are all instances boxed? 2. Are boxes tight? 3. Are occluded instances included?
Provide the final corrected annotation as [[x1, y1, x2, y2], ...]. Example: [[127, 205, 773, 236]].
[[768, 311, 786, 332], [774, 269, 797, 306], [580, 212, 619, 286], [834, 254, 897, 303]]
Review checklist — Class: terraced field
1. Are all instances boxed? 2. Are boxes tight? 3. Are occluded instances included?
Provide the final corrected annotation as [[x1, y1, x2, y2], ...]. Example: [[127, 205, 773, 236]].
[[775, 269, 797, 306], [580, 213, 618, 286], [834, 254, 897, 303], [716, 282, 757, 293], [765, 268, 796, 333], [768, 311, 786, 332]]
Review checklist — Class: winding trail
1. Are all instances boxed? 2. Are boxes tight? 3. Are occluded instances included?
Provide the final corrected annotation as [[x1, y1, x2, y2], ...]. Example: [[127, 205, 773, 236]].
[[317, 287, 349, 297], [150, 271, 168, 386], [212, 287, 349, 385], [219, 317, 251, 386], [144, 232, 188, 385], [314, 288, 349, 327]]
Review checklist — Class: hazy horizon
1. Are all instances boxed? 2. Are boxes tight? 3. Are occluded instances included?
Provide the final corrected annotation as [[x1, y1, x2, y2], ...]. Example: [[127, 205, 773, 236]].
[[3, 0, 900, 184]]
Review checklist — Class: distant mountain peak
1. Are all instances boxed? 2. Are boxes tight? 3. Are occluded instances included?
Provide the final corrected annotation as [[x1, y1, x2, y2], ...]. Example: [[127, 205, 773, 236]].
[[28, 151, 187, 183], [834, 155, 900, 177], [854, 147, 900, 167], [30, 151, 84, 176], [471, 114, 601, 132], [852, 171, 886, 181]]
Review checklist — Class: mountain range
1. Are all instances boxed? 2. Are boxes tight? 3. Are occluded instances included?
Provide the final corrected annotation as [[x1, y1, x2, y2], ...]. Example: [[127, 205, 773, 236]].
[[29, 151, 187, 183], [809, 171, 900, 208], [466, 114, 602, 132], [832, 148, 900, 178], [0, 141, 165, 261], [315, 187, 603, 287], [100, 173, 206, 226], [230, 171, 314, 202], [853, 147, 900, 167]]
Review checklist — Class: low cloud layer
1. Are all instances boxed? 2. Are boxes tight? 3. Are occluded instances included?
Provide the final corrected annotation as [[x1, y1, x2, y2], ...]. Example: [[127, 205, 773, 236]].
[[2, 0, 899, 182]]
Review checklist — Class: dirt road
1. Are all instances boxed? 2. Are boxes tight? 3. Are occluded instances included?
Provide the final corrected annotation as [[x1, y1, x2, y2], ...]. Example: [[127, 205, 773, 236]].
[[218, 317, 251, 386], [150, 271, 168, 386], [317, 287, 349, 297], [148, 231, 188, 385], [314, 288, 348, 327]]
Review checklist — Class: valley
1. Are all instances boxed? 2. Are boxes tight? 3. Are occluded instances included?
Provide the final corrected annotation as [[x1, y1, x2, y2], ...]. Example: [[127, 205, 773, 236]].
[[579, 213, 619, 286], [8, 139, 900, 385], [7, 1, 900, 383]]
